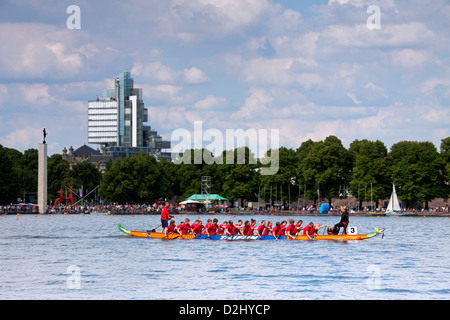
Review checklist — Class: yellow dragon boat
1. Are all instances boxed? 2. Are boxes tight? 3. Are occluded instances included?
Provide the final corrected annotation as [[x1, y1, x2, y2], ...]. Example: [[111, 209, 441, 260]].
[[118, 224, 384, 241]]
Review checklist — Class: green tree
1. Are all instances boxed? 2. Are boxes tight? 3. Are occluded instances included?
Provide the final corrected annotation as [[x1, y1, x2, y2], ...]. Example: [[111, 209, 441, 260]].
[[99, 153, 160, 203], [157, 157, 179, 199], [297, 136, 352, 206], [389, 141, 443, 209], [19, 148, 39, 201], [439, 137, 450, 190], [218, 147, 259, 207], [175, 149, 221, 199], [0, 145, 19, 204], [65, 161, 102, 202], [47, 154, 70, 202], [260, 147, 299, 207], [348, 139, 390, 208]]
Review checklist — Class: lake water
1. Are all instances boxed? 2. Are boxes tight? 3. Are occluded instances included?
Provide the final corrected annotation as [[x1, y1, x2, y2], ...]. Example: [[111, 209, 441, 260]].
[[1, 213, 449, 300]]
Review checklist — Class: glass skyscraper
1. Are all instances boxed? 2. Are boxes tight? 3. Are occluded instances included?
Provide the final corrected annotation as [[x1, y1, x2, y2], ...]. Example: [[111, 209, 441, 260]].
[[88, 70, 170, 159]]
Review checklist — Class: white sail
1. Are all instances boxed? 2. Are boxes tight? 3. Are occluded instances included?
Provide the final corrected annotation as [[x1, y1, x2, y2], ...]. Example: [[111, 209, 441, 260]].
[[386, 184, 401, 213]]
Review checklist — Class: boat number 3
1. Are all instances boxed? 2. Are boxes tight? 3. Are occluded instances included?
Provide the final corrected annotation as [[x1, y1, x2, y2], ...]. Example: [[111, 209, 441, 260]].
[[348, 226, 357, 235]]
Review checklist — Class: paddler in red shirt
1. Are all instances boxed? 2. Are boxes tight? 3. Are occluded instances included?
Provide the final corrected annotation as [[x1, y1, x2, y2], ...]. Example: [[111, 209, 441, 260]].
[[226, 220, 236, 235], [256, 220, 266, 238], [272, 222, 282, 240], [235, 220, 243, 234], [242, 220, 255, 236], [217, 221, 228, 235], [280, 220, 287, 236], [206, 218, 219, 237], [264, 221, 273, 236], [295, 220, 304, 232], [303, 222, 316, 240], [176, 218, 191, 235], [286, 219, 299, 239], [160, 202, 173, 234], [192, 220, 204, 235], [204, 219, 212, 231], [165, 220, 176, 238]]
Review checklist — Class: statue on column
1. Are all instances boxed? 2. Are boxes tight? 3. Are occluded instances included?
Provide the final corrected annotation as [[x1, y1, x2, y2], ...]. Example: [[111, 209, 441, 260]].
[[43, 128, 48, 144]]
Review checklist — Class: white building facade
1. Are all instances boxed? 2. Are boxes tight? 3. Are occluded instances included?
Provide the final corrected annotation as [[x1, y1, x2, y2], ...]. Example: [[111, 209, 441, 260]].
[[87, 70, 171, 159]]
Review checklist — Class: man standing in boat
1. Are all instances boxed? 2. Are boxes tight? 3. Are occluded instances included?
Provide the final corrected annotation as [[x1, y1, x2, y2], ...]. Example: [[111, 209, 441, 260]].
[[334, 206, 349, 234], [161, 202, 173, 234]]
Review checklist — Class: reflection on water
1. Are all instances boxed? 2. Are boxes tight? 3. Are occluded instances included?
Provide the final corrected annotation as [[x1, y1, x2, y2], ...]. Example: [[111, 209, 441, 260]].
[[1, 214, 449, 299]]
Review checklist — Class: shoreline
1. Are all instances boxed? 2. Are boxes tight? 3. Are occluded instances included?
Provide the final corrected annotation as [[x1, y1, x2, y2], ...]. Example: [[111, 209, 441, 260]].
[[3, 210, 450, 217]]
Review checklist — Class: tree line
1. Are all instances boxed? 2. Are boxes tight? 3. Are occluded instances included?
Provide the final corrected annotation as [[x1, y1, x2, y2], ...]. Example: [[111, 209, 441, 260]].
[[0, 136, 449, 209]]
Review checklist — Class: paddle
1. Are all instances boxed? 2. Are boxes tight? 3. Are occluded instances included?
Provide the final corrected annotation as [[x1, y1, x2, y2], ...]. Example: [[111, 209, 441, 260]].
[[147, 224, 161, 233]]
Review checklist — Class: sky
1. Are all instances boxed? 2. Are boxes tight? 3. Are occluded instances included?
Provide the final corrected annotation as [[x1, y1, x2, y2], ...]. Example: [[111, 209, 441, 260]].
[[0, 0, 449, 156]]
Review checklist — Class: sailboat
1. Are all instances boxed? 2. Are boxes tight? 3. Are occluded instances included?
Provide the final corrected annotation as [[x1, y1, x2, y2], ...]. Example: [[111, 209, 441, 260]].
[[385, 183, 404, 215]]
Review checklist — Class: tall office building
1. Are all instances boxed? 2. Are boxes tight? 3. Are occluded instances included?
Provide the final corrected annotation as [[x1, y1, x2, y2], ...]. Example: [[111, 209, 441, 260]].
[[88, 70, 170, 159]]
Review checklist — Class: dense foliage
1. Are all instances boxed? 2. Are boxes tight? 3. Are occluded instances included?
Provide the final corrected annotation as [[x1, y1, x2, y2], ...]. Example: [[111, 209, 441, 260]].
[[1, 136, 449, 208]]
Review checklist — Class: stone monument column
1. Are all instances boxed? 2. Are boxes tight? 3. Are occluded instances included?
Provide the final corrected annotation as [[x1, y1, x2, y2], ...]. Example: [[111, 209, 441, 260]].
[[38, 129, 48, 214]]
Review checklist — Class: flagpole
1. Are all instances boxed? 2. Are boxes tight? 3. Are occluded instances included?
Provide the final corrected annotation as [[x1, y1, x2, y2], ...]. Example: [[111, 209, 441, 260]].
[[317, 182, 320, 205]]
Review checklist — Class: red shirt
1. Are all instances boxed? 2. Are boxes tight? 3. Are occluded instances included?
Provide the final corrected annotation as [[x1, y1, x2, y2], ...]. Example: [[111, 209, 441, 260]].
[[262, 226, 270, 236], [257, 224, 266, 235], [177, 223, 191, 234], [227, 224, 237, 235], [166, 225, 175, 233], [217, 224, 226, 235], [272, 225, 282, 236], [161, 206, 169, 220], [303, 225, 316, 236], [286, 224, 298, 235], [206, 224, 217, 235], [192, 224, 204, 235], [242, 225, 253, 236]]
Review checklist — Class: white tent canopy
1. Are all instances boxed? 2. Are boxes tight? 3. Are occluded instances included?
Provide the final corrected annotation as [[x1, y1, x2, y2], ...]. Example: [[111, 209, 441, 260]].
[[179, 200, 203, 205]]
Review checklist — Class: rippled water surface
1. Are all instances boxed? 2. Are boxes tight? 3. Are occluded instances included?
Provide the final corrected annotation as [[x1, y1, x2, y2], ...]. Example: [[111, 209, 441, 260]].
[[1, 213, 449, 299]]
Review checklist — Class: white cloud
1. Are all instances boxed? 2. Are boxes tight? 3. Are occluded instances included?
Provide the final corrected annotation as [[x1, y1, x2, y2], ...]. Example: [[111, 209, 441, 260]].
[[183, 67, 210, 84], [364, 82, 388, 98], [0, 126, 42, 150], [271, 32, 320, 59], [0, 84, 8, 106], [319, 22, 436, 52], [241, 57, 323, 89], [346, 92, 362, 104], [169, 0, 274, 37], [131, 62, 179, 83], [328, 0, 396, 9], [132, 62, 209, 84], [420, 78, 450, 94], [0, 23, 97, 79], [232, 87, 273, 120], [193, 95, 226, 110], [20, 83, 53, 105], [390, 49, 429, 69]]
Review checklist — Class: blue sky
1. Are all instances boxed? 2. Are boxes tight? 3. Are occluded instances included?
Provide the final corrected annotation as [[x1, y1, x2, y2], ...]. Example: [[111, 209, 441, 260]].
[[0, 0, 449, 156]]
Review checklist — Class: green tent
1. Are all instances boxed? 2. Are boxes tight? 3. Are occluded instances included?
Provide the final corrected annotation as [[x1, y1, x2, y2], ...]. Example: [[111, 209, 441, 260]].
[[185, 194, 228, 201]]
